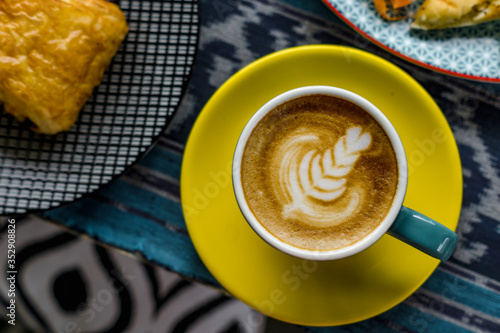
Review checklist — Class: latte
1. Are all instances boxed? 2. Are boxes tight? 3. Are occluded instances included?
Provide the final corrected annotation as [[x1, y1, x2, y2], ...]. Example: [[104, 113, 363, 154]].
[[240, 94, 399, 251]]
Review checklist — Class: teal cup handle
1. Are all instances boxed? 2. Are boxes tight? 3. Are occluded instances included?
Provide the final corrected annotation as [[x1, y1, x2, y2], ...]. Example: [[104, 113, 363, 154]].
[[387, 206, 458, 261]]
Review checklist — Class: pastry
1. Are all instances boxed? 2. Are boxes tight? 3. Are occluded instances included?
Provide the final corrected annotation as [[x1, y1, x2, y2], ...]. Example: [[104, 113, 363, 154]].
[[412, 0, 500, 29], [0, 0, 128, 134]]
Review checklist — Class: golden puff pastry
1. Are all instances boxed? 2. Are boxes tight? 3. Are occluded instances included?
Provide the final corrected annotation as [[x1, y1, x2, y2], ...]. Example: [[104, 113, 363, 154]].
[[0, 0, 128, 134], [412, 0, 500, 29]]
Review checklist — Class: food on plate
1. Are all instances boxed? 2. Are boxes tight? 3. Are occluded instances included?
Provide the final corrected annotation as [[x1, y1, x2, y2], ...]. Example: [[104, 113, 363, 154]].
[[412, 0, 500, 29], [373, 0, 411, 20], [372, 0, 500, 29], [0, 0, 128, 134]]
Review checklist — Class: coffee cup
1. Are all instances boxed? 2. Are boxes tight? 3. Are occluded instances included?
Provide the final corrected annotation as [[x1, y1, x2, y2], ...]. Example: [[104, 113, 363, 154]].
[[232, 85, 458, 261]]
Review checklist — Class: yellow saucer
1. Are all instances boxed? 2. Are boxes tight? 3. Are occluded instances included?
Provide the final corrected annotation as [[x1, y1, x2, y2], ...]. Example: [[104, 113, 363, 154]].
[[181, 45, 462, 326]]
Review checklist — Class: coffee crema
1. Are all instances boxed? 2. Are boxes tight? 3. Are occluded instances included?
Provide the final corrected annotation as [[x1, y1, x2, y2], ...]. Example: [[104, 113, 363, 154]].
[[240, 94, 399, 251]]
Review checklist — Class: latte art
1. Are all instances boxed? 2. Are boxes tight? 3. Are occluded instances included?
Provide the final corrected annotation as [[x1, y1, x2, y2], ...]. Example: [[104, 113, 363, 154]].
[[240, 94, 399, 251], [282, 127, 372, 227]]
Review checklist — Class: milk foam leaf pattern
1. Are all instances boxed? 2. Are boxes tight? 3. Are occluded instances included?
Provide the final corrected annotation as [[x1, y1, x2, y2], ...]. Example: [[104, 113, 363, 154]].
[[297, 126, 372, 203]]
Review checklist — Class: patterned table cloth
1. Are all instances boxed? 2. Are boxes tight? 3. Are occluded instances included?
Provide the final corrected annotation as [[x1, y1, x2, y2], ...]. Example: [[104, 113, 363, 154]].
[[3, 0, 500, 332]]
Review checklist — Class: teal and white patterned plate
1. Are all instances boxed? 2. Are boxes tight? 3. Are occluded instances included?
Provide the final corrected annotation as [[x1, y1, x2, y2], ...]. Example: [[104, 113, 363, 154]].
[[322, 0, 500, 82]]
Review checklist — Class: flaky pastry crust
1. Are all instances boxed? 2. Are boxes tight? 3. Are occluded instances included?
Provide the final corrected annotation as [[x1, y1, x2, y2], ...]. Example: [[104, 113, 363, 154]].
[[0, 0, 128, 134], [412, 0, 500, 29]]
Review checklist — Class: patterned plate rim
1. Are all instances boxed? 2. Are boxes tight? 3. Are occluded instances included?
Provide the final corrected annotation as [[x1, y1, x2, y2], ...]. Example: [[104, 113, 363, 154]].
[[321, 0, 500, 83]]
